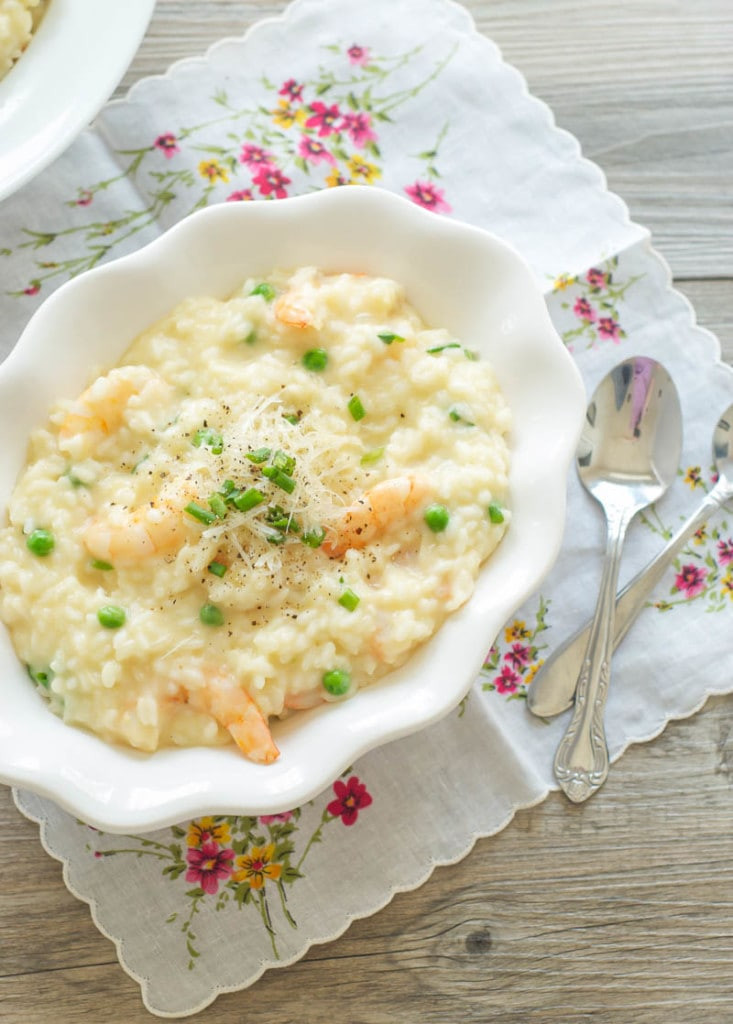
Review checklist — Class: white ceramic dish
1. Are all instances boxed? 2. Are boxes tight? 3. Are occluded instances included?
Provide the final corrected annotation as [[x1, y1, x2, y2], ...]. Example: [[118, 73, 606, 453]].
[[0, 0, 156, 201], [0, 186, 585, 831]]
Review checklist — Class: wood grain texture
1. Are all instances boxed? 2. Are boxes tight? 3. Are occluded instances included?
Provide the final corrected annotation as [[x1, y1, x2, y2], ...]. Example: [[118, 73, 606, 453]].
[[2, 1, 732, 1021]]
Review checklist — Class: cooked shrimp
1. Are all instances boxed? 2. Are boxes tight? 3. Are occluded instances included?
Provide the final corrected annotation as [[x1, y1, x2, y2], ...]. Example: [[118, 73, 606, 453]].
[[82, 492, 194, 563], [283, 690, 325, 711], [274, 289, 321, 330], [58, 365, 171, 455], [183, 670, 279, 764], [322, 474, 430, 558]]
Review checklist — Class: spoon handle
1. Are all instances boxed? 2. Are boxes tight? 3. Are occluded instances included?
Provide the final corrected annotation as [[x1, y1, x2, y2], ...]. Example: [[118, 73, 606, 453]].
[[554, 506, 636, 803], [527, 484, 730, 719]]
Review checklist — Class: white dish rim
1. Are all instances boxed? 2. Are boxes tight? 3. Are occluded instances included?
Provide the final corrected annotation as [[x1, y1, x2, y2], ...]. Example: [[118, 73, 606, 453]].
[[0, 186, 586, 831]]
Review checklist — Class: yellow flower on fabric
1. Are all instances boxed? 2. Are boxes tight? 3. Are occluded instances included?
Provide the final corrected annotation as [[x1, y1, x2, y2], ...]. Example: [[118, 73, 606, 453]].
[[347, 155, 381, 184], [693, 525, 708, 545], [325, 167, 349, 188], [524, 659, 545, 685], [198, 159, 229, 183], [186, 816, 232, 848], [722, 573, 733, 600], [553, 273, 573, 291], [232, 843, 283, 890], [504, 620, 530, 644], [272, 98, 306, 129], [683, 466, 703, 489]]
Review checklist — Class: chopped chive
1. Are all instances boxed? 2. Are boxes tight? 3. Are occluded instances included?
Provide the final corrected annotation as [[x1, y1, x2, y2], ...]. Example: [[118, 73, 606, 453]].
[[377, 331, 404, 345], [302, 348, 328, 372], [266, 530, 287, 545], [208, 493, 228, 518], [262, 465, 296, 493], [192, 427, 224, 454], [322, 668, 351, 696], [338, 588, 360, 612], [448, 405, 475, 426], [283, 413, 300, 425], [464, 349, 478, 361], [424, 503, 450, 533], [90, 559, 114, 571], [27, 665, 54, 689], [272, 449, 296, 475], [488, 501, 505, 524], [26, 529, 54, 556], [242, 329, 258, 345], [131, 453, 149, 474], [208, 560, 228, 577], [246, 446, 271, 464], [97, 605, 126, 629], [426, 342, 461, 354], [250, 282, 276, 301], [302, 526, 326, 548], [347, 395, 366, 421], [266, 505, 300, 532], [360, 446, 385, 466], [199, 603, 224, 627], [233, 487, 265, 512], [185, 502, 218, 525], [220, 479, 237, 496]]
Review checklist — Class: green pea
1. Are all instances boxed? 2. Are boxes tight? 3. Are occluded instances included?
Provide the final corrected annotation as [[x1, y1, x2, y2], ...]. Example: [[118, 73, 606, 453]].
[[97, 605, 126, 629], [322, 669, 351, 696], [199, 603, 224, 627], [302, 348, 328, 372], [423, 503, 450, 533], [26, 529, 55, 556], [488, 502, 505, 524]]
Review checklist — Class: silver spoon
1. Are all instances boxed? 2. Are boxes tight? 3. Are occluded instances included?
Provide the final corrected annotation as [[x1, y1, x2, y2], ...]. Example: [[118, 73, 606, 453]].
[[553, 357, 682, 803], [528, 401, 733, 720]]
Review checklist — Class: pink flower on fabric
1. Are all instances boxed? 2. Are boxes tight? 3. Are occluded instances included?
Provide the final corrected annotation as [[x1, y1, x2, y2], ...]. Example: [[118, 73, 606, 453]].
[[404, 180, 451, 214], [717, 538, 733, 566], [185, 841, 234, 895], [75, 190, 93, 206], [573, 297, 596, 322], [259, 811, 293, 825], [586, 267, 609, 290], [23, 281, 40, 296], [226, 189, 254, 202], [279, 78, 304, 102], [327, 776, 373, 826], [674, 564, 708, 598], [495, 664, 521, 694], [153, 133, 180, 159], [297, 135, 336, 165], [239, 143, 274, 168], [305, 101, 341, 137], [253, 166, 291, 199], [597, 316, 621, 341], [339, 111, 377, 148], [347, 44, 370, 66], [505, 643, 531, 671]]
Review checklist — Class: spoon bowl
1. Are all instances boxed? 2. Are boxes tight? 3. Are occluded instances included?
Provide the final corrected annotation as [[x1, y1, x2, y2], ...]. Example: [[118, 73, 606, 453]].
[[553, 357, 682, 802]]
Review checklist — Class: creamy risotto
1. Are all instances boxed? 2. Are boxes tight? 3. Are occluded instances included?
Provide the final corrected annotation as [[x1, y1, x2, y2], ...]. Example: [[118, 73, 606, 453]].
[[0, 0, 46, 80], [0, 267, 511, 763]]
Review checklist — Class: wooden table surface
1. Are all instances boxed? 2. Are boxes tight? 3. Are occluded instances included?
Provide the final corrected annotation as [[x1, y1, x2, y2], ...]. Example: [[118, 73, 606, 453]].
[[2, 2, 732, 1021]]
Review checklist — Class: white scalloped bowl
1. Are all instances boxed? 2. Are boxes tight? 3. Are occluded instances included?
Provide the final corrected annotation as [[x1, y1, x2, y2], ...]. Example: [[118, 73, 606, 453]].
[[0, 0, 155, 200], [0, 187, 585, 832]]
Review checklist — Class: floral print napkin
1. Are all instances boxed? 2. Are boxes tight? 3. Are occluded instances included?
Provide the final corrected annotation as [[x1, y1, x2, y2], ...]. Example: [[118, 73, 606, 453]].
[[3, 0, 733, 1015]]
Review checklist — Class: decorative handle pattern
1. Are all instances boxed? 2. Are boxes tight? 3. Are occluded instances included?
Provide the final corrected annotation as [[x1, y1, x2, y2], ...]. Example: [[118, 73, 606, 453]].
[[554, 505, 634, 802]]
